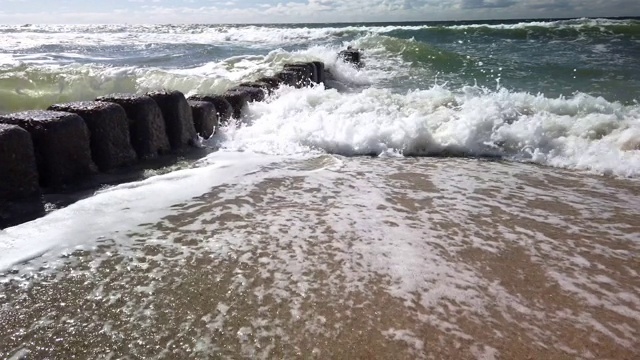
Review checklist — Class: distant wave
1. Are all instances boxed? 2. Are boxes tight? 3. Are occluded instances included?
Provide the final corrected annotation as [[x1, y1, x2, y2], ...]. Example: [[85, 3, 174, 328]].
[[1, 18, 638, 50]]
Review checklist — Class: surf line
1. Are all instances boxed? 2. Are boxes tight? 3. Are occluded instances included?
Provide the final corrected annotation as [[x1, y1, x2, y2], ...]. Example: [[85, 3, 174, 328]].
[[0, 59, 339, 229]]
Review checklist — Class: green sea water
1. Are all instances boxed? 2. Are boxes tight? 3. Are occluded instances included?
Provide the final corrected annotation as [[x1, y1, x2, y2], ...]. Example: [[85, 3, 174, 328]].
[[1, 17, 639, 115]]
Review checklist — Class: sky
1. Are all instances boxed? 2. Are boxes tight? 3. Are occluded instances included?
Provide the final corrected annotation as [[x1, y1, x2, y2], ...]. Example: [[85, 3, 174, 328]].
[[0, 0, 639, 24]]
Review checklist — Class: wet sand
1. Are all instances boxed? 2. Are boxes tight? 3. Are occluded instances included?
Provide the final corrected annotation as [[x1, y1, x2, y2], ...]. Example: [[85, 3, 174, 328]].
[[1, 157, 639, 359]]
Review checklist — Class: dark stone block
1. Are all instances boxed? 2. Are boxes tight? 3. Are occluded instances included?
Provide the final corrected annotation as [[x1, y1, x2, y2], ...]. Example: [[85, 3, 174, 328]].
[[0, 110, 95, 188], [0, 198, 46, 230], [283, 65, 311, 87], [48, 101, 137, 172], [276, 70, 302, 87], [312, 61, 325, 84], [0, 124, 40, 200], [238, 81, 274, 95], [339, 49, 362, 67], [188, 100, 218, 139], [256, 76, 282, 89], [284, 63, 317, 85], [223, 91, 250, 119], [96, 93, 170, 159], [303, 62, 319, 84], [187, 95, 233, 124], [147, 90, 198, 151], [227, 86, 266, 102]]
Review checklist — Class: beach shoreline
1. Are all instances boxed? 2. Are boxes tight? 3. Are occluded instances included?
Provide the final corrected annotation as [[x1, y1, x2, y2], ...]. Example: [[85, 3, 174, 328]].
[[1, 157, 638, 359]]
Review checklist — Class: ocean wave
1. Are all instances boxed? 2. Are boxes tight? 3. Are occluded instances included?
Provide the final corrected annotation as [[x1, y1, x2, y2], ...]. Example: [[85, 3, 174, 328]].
[[0, 24, 356, 51], [0, 65, 139, 113], [217, 83, 640, 177], [0, 46, 358, 113], [1, 18, 637, 51], [355, 35, 468, 73], [1, 27, 638, 177]]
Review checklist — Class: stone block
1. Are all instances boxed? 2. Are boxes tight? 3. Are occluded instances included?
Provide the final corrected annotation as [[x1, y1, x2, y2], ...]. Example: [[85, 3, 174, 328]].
[[312, 61, 325, 84], [284, 63, 316, 85], [0, 124, 40, 200], [223, 91, 250, 119], [96, 93, 170, 159], [256, 76, 282, 89], [147, 90, 198, 151], [187, 95, 233, 124], [227, 86, 266, 102], [0, 110, 95, 188], [277, 70, 302, 87], [48, 101, 137, 171], [238, 81, 274, 95], [188, 100, 218, 139]]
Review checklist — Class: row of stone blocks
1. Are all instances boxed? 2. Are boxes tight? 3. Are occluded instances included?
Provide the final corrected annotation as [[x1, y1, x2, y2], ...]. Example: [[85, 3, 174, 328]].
[[0, 61, 325, 208]]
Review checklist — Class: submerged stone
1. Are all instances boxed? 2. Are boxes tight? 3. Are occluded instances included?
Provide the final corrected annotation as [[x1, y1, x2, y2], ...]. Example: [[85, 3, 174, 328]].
[[338, 49, 362, 68]]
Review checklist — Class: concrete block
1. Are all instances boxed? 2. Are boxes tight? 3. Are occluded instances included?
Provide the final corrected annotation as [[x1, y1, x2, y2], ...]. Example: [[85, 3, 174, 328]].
[[222, 91, 250, 119], [0, 124, 40, 200], [147, 90, 198, 150], [188, 100, 218, 139], [96, 93, 170, 159], [312, 61, 325, 84], [48, 101, 137, 171], [0, 110, 95, 188], [187, 95, 233, 125]]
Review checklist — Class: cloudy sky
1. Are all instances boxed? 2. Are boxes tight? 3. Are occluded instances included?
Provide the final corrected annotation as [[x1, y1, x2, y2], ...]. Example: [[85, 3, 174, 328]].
[[0, 0, 638, 24]]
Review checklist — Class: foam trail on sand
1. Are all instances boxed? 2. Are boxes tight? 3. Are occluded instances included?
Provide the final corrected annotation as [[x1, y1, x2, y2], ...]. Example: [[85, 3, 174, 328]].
[[0, 152, 281, 271]]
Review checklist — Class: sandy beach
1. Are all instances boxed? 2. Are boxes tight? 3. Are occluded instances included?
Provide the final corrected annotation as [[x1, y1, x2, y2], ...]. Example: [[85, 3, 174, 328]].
[[2, 157, 638, 359]]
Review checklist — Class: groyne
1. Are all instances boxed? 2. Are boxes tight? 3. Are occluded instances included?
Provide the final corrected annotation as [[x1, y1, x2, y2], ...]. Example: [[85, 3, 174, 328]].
[[0, 60, 333, 229]]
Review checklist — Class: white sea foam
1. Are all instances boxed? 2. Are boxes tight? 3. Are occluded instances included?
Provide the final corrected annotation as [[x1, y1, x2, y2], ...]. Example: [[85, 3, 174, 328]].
[[219, 81, 640, 177], [0, 152, 281, 271]]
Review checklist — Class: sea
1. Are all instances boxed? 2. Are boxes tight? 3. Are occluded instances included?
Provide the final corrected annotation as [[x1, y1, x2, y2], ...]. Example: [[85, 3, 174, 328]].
[[1, 18, 639, 359]]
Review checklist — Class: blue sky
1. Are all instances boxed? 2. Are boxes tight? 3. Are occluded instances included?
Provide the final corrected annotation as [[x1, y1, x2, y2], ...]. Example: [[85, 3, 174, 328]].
[[0, 0, 638, 24]]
